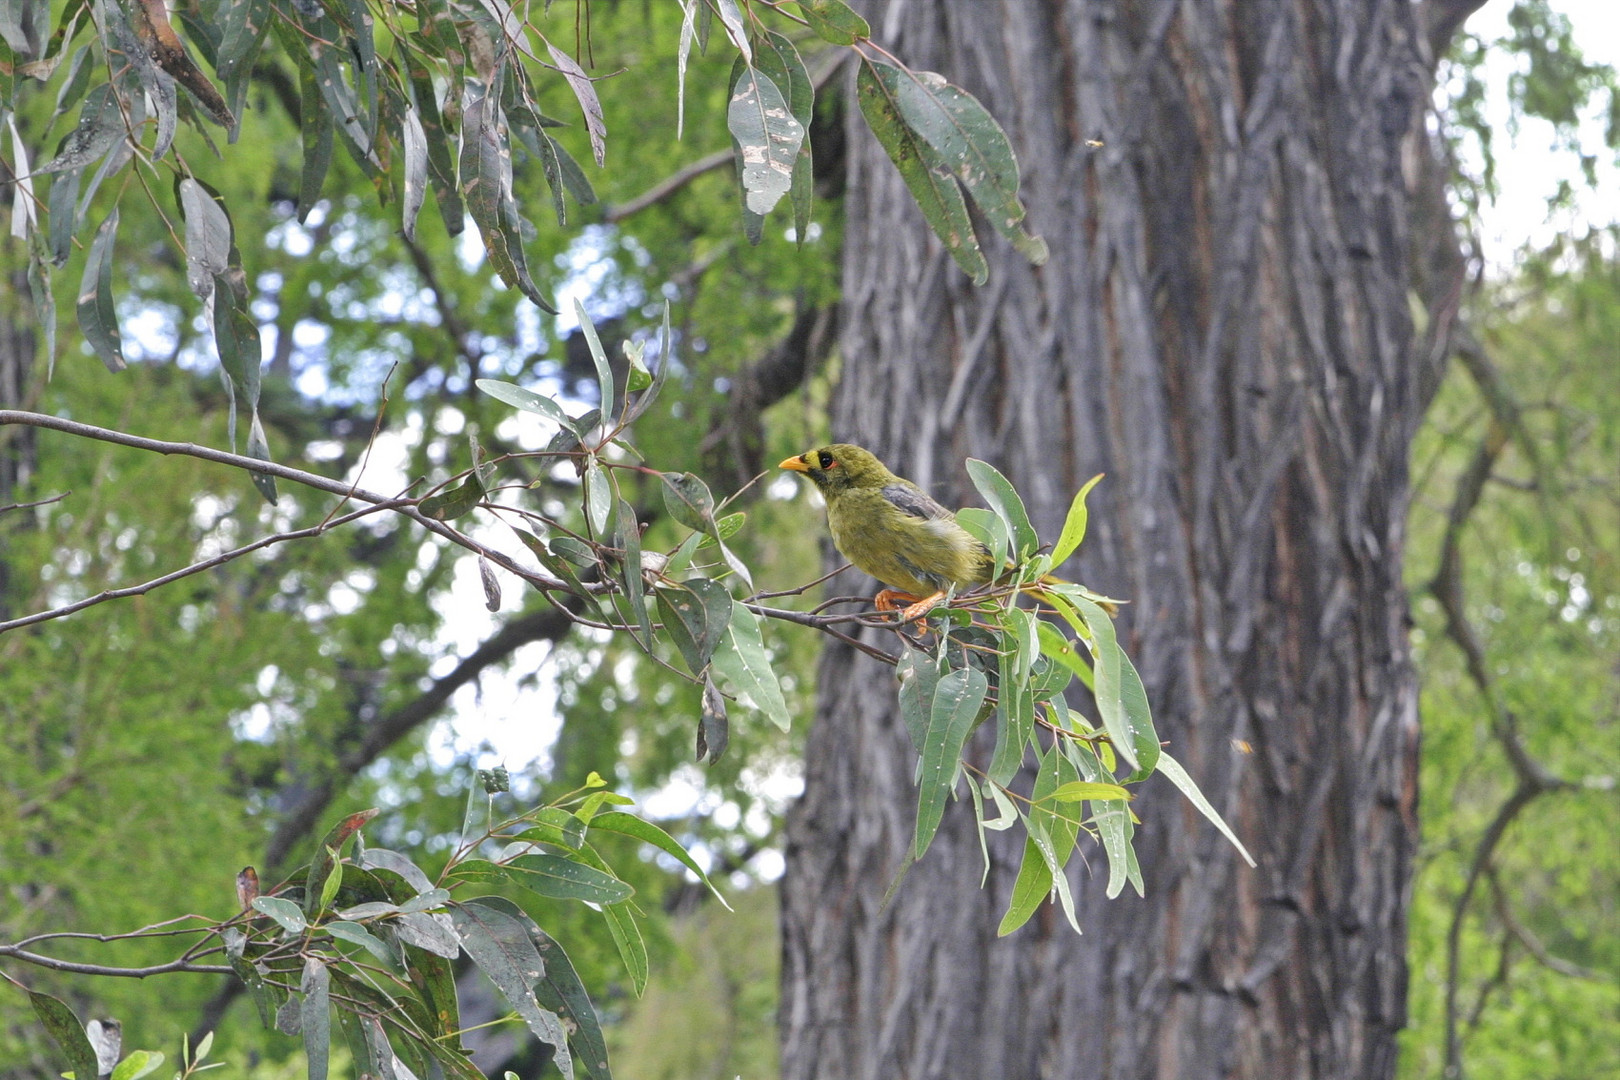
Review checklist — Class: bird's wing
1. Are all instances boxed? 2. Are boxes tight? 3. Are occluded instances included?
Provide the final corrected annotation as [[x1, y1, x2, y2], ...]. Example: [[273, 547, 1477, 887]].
[[880, 482, 955, 522]]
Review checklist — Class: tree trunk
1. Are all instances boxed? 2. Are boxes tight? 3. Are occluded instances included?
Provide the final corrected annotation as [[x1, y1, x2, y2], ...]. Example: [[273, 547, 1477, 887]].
[[780, 1, 1467, 1077]]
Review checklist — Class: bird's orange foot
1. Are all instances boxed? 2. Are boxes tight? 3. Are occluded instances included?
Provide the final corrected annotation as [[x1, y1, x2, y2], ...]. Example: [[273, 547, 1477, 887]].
[[876, 588, 946, 624]]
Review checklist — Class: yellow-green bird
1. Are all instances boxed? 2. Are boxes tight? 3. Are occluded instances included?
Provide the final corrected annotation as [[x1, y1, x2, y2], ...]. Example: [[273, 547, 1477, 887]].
[[779, 443, 994, 621]]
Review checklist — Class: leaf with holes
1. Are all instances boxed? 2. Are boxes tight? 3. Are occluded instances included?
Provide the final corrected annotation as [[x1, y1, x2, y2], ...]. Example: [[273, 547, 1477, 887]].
[[727, 65, 803, 217]]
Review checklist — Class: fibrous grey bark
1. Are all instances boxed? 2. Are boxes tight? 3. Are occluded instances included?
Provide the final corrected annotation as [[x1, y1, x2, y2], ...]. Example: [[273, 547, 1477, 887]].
[[780, 1, 1467, 1077]]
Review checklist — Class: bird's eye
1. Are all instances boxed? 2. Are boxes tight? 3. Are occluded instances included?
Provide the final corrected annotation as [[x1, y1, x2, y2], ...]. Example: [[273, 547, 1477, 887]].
[[818, 450, 836, 469]]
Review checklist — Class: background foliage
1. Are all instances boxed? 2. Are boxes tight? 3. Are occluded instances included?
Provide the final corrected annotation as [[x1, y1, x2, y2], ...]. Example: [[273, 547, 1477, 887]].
[[0, 0, 1616, 1078]]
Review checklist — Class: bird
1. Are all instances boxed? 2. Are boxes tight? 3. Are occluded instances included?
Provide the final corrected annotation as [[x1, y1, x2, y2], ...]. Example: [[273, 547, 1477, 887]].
[[778, 443, 994, 622]]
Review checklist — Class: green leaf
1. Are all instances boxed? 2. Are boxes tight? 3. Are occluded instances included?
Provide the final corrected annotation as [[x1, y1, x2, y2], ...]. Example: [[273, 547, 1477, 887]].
[[1051, 473, 1105, 566], [36, 83, 124, 175], [449, 900, 574, 1078], [997, 832, 1052, 936], [1047, 780, 1130, 802], [880, 63, 1049, 264], [965, 458, 1038, 560], [303, 808, 378, 915], [1064, 593, 1140, 772], [896, 644, 939, 753], [457, 855, 633, 904], [252, 896, 308, 933], [954, 506, 1008, 576], [394, 911, 461, 958], [914, 666, 989, 859], [1155, 751, 1256, 867], [26, 239, 55, 379], [583, 459, 612, 536], [590, 811, 732, 910], [988, 643, 1033, 787], [295, 57, 333, 221], [798, 0, 869, 44], [710, 604, 790, 731], [616, 499, 651, 640], [316, 847, 344, 913], [301, 957, 331, 1080], [711, 0, 750, 61], [418, 472, 485, 520], [572, 297, 616, 417], [623, 301, 672, 424], [217, 0, 271, 81], [406, 52, 465, 235], [471, 896, 611, 1080], [623, 339, 652, 392], [475, 378, 576, 429], [755, 30, 814, 241], [323, 921, 399, 969], [22, 988, 98, 1080], [1036, 620, 1090, 688], [661, 471, 716, 533], [602, 902, 648, 997], [357, 846, 436, 894], [856, 59, 986, 285], [727, 65, 803, 217], [655, 578, 733, 676], [109, 1050, 164, 1080], [76, 206, 124, 372], [1094, 793, 1137, 899], [1118, 649, 1160, 779]]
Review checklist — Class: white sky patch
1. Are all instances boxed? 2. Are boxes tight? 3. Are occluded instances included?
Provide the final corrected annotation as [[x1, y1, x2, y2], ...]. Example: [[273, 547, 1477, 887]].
[[1467, 3, 1620, 270]]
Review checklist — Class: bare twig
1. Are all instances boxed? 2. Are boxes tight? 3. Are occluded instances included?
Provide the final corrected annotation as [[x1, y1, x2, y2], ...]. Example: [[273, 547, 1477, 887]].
[[0, 499, 411, 633], [0, 944, 231, 979], [0, 491, 70, 514]]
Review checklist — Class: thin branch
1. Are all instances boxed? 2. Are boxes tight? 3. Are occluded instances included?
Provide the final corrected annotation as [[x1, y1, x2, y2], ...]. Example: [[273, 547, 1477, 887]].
[[0, 944, 231, 979], [0, 491, 70, 514], [603, 148, 733, 223], [0, 499, 412, 633], [1486, 866, 1598, 981]]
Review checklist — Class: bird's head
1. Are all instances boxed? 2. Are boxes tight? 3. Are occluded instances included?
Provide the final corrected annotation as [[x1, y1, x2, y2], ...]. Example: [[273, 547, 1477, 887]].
[[778, 443, 894, 494]]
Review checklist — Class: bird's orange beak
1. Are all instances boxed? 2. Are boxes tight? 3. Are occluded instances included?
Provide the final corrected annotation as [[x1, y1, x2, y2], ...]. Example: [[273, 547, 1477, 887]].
[[778, 455, 811, 472]]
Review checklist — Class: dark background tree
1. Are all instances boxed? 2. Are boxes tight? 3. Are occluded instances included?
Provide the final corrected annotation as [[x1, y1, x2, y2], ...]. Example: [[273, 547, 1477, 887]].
[[782, 2, 1481, 1077]]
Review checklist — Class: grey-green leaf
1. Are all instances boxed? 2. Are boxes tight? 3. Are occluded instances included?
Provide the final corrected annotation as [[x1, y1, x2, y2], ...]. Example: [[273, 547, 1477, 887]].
[[76, 207, 124, 372], [661, 471, 715, 532], [1155, 751, 1256, 867], [698, 673, 729, 764], [654, 578, 733, 676], [301, 957, 331, 1080], [856, 59, 986, 285], [418, 472, 484, 521], [502, 853, 634, 904], [545, 40, 605, 166], [965, 458, 1038, 561], [25, 989, 99, 1080], [882, 65, 1048, 264], [710, 603, 790, 731], [251, 895, 307, 933], [914, 666, 988, 859], [449, 899, 575, 1078], [799, 0, 869, 44]]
